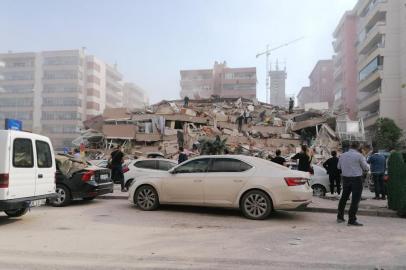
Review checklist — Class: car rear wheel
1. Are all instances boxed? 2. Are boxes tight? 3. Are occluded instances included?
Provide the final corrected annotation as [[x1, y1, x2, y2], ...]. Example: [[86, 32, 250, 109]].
[[50, 185, 71, 207], [4, 207, 29, 217], [241, 190, 272, 220], [312, 184, 326, 197], [135, 185, 159, 211]]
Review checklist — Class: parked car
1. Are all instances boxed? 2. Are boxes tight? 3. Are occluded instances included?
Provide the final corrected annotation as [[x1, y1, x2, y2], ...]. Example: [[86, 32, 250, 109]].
[[88, 159, 109, 168], [50, 154, 113, 207], [123, 158, 177, 190], [0, 130, 56, 217], [128, 155, 312, 220], [146, 152, 165, 159]]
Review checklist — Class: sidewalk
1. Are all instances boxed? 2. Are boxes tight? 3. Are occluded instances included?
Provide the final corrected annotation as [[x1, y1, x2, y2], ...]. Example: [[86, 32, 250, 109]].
[[100, 185, 399, 218], [303, 189, 398, 218]]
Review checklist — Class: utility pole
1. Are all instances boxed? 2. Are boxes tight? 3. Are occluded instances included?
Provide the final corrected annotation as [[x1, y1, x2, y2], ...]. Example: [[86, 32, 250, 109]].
[[256, 37, 304, 104]]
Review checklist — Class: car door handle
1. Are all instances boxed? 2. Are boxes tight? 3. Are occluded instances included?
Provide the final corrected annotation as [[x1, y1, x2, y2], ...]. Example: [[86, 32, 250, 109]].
[[38, 174, 43, 179], [233, 179, 243, 183], [193, 179, 202, 183]]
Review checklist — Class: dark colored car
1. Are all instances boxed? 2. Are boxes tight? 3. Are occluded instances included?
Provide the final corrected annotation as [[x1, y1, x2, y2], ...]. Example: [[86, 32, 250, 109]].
[[49, 155, 113, 207]]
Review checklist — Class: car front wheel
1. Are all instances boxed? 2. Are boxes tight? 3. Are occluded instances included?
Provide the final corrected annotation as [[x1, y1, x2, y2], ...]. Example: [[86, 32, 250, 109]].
[[241, 190, 272, 220], [4, 207, 29, 217], [134, 185, 159, 211]]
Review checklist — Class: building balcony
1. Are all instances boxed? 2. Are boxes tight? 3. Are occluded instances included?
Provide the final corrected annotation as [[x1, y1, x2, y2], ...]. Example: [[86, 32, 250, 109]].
[[358, 68, 381, 92], [360, 0, 387, 30], [332, 39, 342, 53], [362, 111, 379, 127], [358, 22, 385, 55], [358, 89, 380, 111], [358, 47, 383, 70], [333, 66, 343, 81]]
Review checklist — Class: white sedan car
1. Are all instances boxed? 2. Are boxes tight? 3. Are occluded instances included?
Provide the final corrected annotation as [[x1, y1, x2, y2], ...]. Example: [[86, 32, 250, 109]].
[[128, 155, 312, 220], [309, 165, 331, 197], [123, 158, 177, 190]]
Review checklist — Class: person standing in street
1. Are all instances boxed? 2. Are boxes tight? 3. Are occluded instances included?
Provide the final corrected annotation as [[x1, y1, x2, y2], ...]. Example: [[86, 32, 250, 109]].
[[337, 141, 369, 226], [323, 151, 341, 195], [110, 146, 125, 192], [367, 150, 386, 200], [178, 147, 188, 164], [288, 97, 294, 114], [271, 149, 287, 166], [291, 145, 312, 173]]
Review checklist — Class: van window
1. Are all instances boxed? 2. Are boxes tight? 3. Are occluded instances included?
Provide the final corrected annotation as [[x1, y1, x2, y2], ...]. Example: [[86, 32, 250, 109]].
[[36, 141, 53, 168], [13, 138, 34, 168]]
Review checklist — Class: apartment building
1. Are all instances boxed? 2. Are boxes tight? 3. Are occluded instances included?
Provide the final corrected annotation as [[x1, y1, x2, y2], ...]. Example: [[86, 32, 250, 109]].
[[180, 61, 256, 100], [122, 82, 148, 110], [269, 62, 287, 107], [296, 86, 313, 108], [354, 0, 406, 134], [0, 49, 143, 149], [309, 60, 335, 106], [332, 11, 359, 120], [105, 64, 123, 108]]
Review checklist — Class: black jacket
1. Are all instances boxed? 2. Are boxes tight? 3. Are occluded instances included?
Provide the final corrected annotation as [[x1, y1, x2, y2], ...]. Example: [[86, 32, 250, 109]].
[[323, 157, 340, 176]]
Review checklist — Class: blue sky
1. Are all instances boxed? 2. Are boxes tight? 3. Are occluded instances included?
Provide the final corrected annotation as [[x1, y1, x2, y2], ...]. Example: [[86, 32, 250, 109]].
[[1, 0, 357, 103]]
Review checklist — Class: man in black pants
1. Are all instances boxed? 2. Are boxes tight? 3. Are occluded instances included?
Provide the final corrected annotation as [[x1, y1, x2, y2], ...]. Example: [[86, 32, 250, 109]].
[[337, 141, 369, 226], [323, 151, 341, 195], [110, 146, 125, 192]]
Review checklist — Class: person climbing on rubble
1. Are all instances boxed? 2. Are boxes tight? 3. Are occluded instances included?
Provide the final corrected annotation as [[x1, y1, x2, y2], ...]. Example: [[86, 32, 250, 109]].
[[289, 97, 294, 114], [243, 108, 252, 124], [259, 110, 266, 122], [291, 145, 312, 173], [236, 113, 244, 133], [184, 96, 190, 108], [109, 145, 125, 192]]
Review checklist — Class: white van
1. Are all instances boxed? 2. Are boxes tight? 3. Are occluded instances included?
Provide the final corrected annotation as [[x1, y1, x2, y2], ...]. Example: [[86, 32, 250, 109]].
[[0, 130, 56, 217]]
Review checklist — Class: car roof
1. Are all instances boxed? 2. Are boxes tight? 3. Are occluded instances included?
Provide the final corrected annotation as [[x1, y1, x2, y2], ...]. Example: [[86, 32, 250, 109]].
[[133, 158, 176, 163]]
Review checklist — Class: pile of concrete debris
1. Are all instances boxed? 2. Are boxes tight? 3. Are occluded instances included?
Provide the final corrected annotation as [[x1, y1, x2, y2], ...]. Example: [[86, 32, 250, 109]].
[[76, 97, 347, 161]]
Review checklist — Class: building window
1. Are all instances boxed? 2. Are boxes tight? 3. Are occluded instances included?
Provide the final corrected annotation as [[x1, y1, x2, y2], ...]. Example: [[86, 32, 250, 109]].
[[0, 98, 33, 107], [2, 71, 34, 81], [5, 58, 34, 68], [359, 55, 384, 81], [42, 111, 81, 120], [87, 88, 100, 98], [43, 56, 80, 66], [87, 75, 101, 85], [43, 84, 80, 93], [42, 97, 81, 107], [0, 111, 33, 120], [87, 62, 101, 72], [86, 101, 100, 110], [43, 70, 80, 80], [0, 84, 34, 93], [43, 124, 79, 134]]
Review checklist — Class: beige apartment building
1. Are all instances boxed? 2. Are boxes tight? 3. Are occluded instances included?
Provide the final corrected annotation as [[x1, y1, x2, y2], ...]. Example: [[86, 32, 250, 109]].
[[269, 62, 287, 107], [122, 82, 148, 110], [0, 49, 144, 149], [354, 0, 406, 135], [180, 61, 256, 100]]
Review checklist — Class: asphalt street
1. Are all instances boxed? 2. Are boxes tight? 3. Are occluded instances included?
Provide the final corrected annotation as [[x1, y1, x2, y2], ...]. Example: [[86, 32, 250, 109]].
[[0, 199, 405, 270]]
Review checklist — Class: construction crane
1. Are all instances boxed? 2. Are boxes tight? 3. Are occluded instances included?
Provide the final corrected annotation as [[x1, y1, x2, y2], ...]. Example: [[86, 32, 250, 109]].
[[256, 37, 304, 104]]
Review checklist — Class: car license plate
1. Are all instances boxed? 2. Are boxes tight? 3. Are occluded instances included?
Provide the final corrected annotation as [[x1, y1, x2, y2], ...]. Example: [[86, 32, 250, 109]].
[[100, 174, 109, 180], [29, 199, 46, 207]]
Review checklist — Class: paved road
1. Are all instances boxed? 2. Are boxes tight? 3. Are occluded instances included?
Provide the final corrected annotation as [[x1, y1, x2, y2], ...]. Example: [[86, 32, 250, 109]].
[[1, 199, 405, 270]]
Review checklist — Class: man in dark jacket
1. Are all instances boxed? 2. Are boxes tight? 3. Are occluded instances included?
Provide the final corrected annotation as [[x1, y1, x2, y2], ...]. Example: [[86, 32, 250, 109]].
[[271, 149, 286, 166], [110, 146, 125, 192], [367, 150, 386, 199], [323, 151, 341, 195]]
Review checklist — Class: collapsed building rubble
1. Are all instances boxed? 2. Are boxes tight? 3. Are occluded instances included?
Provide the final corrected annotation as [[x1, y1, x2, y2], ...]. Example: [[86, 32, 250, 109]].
[[78, 97, 347, 160]]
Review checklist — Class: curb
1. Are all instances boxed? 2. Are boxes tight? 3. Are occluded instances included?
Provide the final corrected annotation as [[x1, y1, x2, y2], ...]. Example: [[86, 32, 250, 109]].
[[300, 206, 399, 218], [99, 195, 128, 200], [98, 195, 400, 218]]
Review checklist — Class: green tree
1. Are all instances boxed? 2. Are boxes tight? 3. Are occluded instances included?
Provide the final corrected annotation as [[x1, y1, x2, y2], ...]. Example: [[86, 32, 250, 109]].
[[373, 118, 403, 150]]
